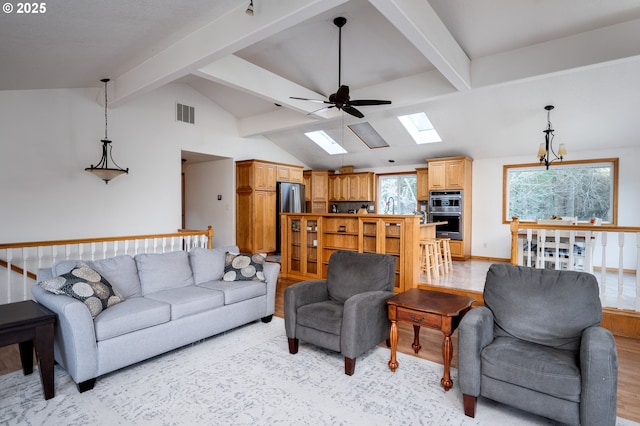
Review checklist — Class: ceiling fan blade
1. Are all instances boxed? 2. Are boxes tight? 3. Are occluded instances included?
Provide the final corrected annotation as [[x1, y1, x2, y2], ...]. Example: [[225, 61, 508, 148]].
[[349, 99, 392, 106], [290, 96, 330, 104], [343, 105, 364, 119], [308, 105, 335, 116]]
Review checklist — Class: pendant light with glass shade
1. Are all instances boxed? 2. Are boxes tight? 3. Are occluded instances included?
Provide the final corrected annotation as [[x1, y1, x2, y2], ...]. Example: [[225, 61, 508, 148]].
[[537, 105, 567, 170], [85, 78, 129, 184]]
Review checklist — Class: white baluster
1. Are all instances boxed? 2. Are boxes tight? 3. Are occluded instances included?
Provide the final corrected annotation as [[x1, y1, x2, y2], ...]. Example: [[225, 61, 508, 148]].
[[617, 232, 625, 309], [537, 229, 546, 269], [553, 229, 561, 270], [22, 247, 29, 300], [90, 242, 96, 261], [635, 233, 640, 312], [6, 249, 12, 302], [113, 241, 119, 257], [600, 232, 608, 304], [124, 240, 130, 256], [526, 229, 533, 267], [37, 246, 43, 269], [584, 231, 593, 274], [102, 242, 108, 260], [568, 231, 576, 271], [65, 244, 71, 260]]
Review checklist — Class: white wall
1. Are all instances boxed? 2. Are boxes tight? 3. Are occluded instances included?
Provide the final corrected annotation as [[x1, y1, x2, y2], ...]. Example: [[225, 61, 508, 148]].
[[0, 83, 304, 244], [472, 147, 640, 263], [183, 159, 235, 247]]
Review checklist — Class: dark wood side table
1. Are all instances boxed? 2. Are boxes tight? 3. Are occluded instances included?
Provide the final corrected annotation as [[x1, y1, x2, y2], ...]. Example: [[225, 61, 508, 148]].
[[0, 300, 56, 400], [387, 288, 475, 391]]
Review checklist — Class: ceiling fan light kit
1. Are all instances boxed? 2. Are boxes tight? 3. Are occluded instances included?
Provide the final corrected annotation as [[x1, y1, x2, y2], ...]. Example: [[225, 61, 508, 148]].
[[290, 17, 391, 119]]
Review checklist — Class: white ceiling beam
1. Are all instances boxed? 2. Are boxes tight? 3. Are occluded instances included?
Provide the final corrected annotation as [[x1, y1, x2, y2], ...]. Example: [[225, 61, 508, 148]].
[[238, 108, 322, 138], [368, 0, 471, 91], [472, 18, 640, 88], [110, 0, 348, 106], [349, 70, 456, 109], [194, 56, 341, 119]]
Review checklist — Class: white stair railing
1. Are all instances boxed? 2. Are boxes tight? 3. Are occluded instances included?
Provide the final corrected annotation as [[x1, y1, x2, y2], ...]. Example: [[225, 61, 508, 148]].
[[0, 227, 213, 305], [510, 218, 639, 312]]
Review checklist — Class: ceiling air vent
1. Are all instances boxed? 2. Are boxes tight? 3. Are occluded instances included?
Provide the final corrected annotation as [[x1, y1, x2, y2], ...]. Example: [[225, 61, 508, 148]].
[[176, 103, 195, 124]]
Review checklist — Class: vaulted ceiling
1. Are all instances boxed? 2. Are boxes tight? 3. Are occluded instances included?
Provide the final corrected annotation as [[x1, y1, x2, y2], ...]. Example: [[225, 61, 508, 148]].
[[2, 0, 640, 169]]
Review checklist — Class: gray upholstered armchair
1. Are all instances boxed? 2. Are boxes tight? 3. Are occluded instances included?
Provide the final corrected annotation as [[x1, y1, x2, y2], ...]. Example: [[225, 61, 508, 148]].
[[284, 250, 396, 375], [458, 263, 618, 426]]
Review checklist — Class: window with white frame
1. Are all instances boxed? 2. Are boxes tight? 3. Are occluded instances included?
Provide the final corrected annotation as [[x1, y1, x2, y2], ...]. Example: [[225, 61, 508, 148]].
[[378, 174, 417, 215], [503, 159, 617, 223]]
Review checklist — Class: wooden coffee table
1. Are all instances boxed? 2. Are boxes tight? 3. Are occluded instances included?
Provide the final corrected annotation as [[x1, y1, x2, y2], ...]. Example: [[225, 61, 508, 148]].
[[386, 288, 475, 391], [0, 300, 56, 400]]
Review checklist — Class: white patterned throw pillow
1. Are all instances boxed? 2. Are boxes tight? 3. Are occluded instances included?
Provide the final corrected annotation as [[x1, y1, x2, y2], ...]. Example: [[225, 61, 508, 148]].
[[222, 253, 267, 282]]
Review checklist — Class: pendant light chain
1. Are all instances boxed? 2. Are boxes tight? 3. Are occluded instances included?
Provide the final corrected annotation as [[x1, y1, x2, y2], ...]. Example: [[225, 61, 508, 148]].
[[102, 78, 109, 141]]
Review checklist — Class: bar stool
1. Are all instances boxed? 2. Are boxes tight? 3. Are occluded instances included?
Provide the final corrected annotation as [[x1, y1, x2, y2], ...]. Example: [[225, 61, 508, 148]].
[[419, 239, 440, 282], [436, 238, 453, 274]]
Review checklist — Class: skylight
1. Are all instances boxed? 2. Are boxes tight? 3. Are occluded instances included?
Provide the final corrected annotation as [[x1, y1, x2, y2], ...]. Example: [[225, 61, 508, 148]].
[[305, 130, 347, 155], [347, 122, 389, 149], [398, 112, 442, 144]]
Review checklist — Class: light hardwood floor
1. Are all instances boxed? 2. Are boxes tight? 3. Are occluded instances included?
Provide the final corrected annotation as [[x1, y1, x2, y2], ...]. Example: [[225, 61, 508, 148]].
[[2, 260, 638, 422]]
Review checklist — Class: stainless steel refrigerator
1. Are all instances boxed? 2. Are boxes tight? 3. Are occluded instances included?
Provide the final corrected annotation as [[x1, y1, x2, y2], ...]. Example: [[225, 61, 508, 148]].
[[276, 182, 305, 254]]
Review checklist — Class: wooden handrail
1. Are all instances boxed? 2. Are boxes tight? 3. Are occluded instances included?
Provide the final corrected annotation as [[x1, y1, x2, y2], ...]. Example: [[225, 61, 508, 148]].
[[0, 259, 36, 280], [510, 217, 640, 265], [0, 226, 214, 251]]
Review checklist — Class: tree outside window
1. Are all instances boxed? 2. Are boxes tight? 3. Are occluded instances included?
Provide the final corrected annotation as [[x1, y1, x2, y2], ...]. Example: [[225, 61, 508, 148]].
[[378, 174, 417, 215], [504, 159, 617, 223]]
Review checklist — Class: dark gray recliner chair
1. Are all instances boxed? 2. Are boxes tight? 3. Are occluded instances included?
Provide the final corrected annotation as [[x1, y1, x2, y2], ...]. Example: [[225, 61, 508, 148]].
[[458, 263, 618, 426], [284, 250, 396, 375]]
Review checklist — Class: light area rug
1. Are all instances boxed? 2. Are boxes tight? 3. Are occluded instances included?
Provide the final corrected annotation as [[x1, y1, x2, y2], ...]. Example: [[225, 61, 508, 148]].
[[1, 317, 636, 426]]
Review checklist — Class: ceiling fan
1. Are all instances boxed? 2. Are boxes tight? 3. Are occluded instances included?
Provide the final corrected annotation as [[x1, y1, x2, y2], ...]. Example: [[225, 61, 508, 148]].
[[290, 17, 391, 119]]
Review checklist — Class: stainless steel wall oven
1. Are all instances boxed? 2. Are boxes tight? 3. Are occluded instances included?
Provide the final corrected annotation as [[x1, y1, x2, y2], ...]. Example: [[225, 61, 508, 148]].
[[428, 190, 463, 240]]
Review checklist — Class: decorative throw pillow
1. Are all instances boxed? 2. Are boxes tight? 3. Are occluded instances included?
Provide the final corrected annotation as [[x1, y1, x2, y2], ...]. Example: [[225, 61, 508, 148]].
[[223, 252, 266, 282], [38, 262, 122, 318]]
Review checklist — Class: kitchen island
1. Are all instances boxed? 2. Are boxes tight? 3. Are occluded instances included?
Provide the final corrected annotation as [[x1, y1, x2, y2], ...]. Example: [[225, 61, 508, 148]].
[[280, 213, 443, 293]]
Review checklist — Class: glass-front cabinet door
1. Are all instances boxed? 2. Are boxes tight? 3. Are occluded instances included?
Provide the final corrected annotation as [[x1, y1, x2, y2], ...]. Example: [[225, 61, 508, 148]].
[[305, 219, 319, 275], [384, 220, 403, 292], [285, 215, 321, 278], [287, 217, 302, 276]]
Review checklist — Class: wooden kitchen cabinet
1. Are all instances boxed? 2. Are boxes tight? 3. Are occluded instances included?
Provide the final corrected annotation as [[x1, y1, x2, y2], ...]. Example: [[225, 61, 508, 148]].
[[426, 156, 473, 260], [236, 189, 276, 254], [280, 213, 420, 292], [277, 164, 303, 183], [254, 190, 276, 252], [427, 157, 471, 191], [416, 167, 429, 200], [303, 170, 332, 213], [328, 172, 374, 201], [282, 215, 321, 278], [237, 160, 276, 192], [236, 159, 301, 254]]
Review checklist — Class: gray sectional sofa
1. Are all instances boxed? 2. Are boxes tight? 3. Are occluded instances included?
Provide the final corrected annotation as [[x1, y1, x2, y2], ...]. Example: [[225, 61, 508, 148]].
[[31, 245, 280, 392]]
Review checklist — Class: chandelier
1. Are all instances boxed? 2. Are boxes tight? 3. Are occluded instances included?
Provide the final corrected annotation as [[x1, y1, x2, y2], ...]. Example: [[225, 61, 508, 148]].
[[85, 78, 129, 184], [537, 105, 567, 170]]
